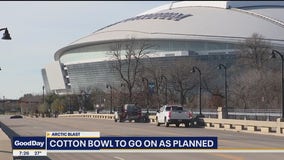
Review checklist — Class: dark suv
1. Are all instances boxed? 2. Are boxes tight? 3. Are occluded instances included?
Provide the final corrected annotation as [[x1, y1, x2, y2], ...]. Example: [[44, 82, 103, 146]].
[[114, 104, 146, 122]]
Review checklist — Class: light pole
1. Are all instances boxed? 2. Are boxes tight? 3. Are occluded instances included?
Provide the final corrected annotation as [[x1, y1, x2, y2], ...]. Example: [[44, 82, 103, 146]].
[[0, 28, 11, 115], [218, 64, 228, 119], [106, 84, 113, 114], [80, 90, 88, 114], [42, 86, 45, 104], [0, 28, 11, 40], [69, 93, 73, 114], [271, 49, 284, 120], [191, 66, 203, 117], [2, 96, 5, 113], [0, 27, 11, 83], [121, 83, 126, 104], [161, 74, 168, 105], [142, 77, 149, 114]]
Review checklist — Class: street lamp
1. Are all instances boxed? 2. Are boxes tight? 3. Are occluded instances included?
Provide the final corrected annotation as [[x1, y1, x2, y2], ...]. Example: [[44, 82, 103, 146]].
[[161, 74, 168, 105], [218, 64, 228, 119], [191, 66, 203, 117], [42, 86, 45, 103], [142, 77, 149, 114], [68, 93, 73, 114], [121, 83, 127, 104], [80, 90, 87, 114], [0, 28, 11, 73], [0, 28, 11, 40], [271, 49, 284, 120], [106, 84, 113, 114]]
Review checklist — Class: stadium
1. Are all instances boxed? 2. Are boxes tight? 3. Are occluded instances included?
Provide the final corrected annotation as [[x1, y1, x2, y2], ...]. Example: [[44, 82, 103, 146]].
[[42, 1, 284, 95]]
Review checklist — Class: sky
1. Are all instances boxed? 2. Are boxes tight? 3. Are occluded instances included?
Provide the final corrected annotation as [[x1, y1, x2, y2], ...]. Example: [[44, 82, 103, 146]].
[[0, 1, 170, 99]]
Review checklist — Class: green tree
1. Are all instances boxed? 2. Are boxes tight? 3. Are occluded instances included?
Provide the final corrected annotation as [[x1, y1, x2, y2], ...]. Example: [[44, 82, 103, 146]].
[[38, 103, 48, 113], [51, 98, 65, 114], [45, 94, 57, 108]]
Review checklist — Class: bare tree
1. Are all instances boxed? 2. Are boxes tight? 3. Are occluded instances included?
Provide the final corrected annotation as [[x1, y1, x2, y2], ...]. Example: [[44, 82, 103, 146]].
[[166, 59, 197, 105], [109, 39, 155, 103], [229, 33, 281, 110], [90, 88, 106, 112], [78, 86, 94, 111], [142, 59, 165, 107], [230, 69, 280, 109], [230, 70, 256, 109], [208, 88, 224, 109], [237, 33, 271, 70]]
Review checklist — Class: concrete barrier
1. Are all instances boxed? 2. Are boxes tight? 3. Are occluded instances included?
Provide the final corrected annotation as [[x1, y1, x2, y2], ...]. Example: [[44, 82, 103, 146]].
[[235, 125, 244, 131], [59, 114, 115, 120], [148, 115, 284, 136], [59, 113, 284, 136], [224, 124, 232, 129], [201, 117, 284, 135]]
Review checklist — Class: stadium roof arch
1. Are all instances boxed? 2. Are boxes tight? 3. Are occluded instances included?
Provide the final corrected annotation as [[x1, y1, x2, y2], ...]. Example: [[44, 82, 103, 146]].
[[54, 1, 284, 61]]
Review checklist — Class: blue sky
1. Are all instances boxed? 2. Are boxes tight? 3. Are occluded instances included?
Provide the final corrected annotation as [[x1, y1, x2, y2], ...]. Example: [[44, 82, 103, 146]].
[[0, 1, 169, 99]]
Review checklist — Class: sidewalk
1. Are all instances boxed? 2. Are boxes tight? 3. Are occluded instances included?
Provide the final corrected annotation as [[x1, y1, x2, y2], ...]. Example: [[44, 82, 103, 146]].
[[0, 128, 13, 160]]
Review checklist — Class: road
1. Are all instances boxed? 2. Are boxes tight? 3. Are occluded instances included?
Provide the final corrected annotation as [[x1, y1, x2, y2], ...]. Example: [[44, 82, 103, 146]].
[[1, 115, 284, 160]]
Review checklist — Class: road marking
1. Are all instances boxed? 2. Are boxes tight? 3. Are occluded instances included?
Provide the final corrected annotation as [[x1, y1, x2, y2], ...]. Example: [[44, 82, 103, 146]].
[[113, 156, 125, 160], [211, 153, 244, 160], [218, 139, 260, 148]]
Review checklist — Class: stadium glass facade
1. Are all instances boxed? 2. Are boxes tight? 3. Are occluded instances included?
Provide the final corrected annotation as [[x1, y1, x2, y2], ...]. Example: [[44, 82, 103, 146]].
[[54, 40, 237, 94]]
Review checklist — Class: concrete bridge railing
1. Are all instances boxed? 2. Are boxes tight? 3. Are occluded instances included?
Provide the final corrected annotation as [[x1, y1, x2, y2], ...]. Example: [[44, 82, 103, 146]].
[[59, 114, 115, 120], [201, 117, 284, 135], [59, 107, 284, 136], [148, 107, 284, 136]]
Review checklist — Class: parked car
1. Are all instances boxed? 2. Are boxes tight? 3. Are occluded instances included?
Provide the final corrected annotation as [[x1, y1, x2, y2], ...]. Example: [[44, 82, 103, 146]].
[[114, 104, 149, 123], [156, 104, 193, 127], [10, 115, 23, 119]]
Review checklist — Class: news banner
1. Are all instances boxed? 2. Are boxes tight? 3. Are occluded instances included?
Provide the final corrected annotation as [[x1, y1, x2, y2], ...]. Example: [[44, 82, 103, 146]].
[[12, 131, 218, 156]]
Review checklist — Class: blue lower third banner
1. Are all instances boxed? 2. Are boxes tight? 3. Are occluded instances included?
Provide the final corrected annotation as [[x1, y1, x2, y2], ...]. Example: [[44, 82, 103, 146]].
[[47, 137, 218, 150], [12, 135, 218, 156]]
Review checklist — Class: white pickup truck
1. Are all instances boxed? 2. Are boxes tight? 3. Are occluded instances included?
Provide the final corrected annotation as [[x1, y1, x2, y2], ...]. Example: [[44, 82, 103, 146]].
[[156, 104, 193, 127]]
